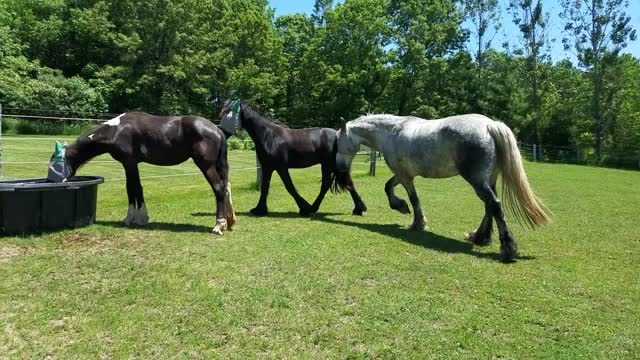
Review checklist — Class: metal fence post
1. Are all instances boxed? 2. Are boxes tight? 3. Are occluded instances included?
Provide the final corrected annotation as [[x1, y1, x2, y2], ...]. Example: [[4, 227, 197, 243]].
[[369, 150, 376, 176], [256, 153, 262, 191]]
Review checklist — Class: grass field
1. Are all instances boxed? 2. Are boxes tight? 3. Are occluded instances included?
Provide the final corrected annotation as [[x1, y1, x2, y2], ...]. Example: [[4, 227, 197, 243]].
[[1, 136, 639, 358]]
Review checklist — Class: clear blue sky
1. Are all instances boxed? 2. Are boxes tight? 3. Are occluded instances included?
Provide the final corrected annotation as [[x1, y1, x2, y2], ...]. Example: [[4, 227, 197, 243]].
[[268, 0, 640, 63]]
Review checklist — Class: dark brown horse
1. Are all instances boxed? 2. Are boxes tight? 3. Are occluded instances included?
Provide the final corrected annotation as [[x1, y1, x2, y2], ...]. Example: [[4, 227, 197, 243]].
[[61, 112, 235, 234], [219, 100, 366, 217]]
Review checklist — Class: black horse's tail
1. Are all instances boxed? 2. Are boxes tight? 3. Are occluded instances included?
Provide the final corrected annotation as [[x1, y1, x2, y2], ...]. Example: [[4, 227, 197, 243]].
[[330, 139, 349, 194]]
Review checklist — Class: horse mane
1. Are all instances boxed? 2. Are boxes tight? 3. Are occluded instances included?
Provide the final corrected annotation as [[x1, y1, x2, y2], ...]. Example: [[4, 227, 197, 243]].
[[218, 101, 288, 128]]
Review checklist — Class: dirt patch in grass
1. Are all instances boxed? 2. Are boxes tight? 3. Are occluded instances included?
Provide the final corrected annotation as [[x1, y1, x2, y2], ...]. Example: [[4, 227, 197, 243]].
[[60, 232, 146, 254], [0, 245, 26, 263]]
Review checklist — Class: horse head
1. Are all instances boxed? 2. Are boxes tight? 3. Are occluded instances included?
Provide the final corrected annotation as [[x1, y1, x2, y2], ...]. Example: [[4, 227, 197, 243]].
[[334, 119, 360, 189], [218, 99, 242, 136]]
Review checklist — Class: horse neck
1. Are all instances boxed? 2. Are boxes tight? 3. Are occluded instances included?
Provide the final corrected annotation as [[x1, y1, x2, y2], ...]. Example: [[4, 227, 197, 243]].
[[241, 107, 280, 141], [348, 120, 389, 151], [65, 138, 108, 173]]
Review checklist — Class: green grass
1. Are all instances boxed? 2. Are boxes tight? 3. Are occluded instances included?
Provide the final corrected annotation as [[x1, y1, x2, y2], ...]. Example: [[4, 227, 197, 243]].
[[1, 136, 639, 358]]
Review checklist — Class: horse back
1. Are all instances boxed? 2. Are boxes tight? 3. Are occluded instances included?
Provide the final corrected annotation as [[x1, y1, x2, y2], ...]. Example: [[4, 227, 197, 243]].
[[259, 127, 336, 169]]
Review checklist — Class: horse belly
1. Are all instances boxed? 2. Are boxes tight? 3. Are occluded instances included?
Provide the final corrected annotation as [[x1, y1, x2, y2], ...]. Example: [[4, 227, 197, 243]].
[[388, 138, 459, 179], [139, 145, 191, 166]]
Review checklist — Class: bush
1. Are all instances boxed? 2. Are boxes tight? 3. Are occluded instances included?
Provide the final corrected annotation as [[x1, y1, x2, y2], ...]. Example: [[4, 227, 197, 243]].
[[2, 118, 95, 135]]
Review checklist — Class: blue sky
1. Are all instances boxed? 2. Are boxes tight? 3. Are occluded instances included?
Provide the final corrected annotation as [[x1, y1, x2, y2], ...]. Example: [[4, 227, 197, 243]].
[[268, 0, 640, 63]]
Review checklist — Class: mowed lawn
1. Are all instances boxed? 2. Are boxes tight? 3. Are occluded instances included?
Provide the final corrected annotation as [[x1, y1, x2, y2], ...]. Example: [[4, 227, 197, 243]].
[[1, 136, 639, 358]]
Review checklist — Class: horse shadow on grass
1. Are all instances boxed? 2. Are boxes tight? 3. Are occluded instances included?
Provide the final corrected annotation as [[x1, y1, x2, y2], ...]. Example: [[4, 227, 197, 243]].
[[233, 211, 342, 219], [95, 220, 212, 233], [310, 214, 535, 263]]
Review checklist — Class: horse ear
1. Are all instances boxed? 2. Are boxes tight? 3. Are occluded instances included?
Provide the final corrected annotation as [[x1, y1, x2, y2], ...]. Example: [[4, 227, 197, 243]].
[[339, 117, 347, 131]]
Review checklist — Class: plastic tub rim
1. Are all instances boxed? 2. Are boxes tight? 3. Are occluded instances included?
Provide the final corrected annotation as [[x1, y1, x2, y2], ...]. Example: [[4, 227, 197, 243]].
[[0, 176, 105, 192]]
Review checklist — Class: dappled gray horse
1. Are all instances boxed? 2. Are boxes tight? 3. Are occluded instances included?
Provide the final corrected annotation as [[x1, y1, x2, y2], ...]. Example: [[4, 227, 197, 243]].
[[335, 114, 551, 262]]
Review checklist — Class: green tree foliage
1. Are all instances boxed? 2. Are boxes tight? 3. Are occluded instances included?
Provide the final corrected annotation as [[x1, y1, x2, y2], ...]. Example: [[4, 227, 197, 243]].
[[0, 0, 638, 167], [386, 0, 466, 117], [560, 0, 637, 161], [508, 0, 549, 141]]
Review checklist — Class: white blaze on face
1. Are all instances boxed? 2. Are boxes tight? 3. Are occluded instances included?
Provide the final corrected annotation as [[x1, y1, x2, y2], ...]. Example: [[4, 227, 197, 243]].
[[105, 113, 126, 127], [88, 134, 95, 140]]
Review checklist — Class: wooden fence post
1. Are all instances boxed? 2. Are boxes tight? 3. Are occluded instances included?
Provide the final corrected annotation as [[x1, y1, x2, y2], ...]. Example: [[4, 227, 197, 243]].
[[369, 150, 376, 176], [533, 144, 537, 162]]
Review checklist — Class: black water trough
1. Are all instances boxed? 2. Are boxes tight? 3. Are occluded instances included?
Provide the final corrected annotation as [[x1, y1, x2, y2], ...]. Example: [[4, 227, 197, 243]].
[[0, 176, 104, 235]]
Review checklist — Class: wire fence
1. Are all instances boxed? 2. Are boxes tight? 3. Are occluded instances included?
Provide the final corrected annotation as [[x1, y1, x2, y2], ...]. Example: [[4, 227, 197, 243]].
[[0, 134, 378, 185], [3, 108, 635, 183], [518, 142, 640, 169]]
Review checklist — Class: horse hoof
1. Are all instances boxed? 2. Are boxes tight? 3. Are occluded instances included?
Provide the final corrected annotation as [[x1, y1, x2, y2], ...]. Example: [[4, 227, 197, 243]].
[[465, 231, 492, 246], [352, 204, 367, 215], [212, 227, 224, 236], [499, 232, 518, 262], [250, 207, 268, 217], [299, 208, 313, 217], [391, 200, 411, 214], [408, 221, 426, 231]]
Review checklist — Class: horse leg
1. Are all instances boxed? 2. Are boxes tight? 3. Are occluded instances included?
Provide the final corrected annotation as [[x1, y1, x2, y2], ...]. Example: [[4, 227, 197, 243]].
[[464, 183, 496, 246], [277, 169, 313, 216], [122, 163, 147, 226], [197, 163, 227, 235], [345, 173, 367, 215], [400, 177, 426, 231], [225, 181, 236, 230], [134, 177, 148, 226], [250, 167, 273, 216], [472, 182, 518, 262], [310, 164, 332, 213], [385, 175, 410, 214]]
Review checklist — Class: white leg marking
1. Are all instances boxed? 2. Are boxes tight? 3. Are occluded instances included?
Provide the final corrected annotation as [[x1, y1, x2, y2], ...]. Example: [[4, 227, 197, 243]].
[[134, 204, 149, 226], [123, 204, 136, 226], [212, 218, 228, 236], [225, 182, 236, 230]]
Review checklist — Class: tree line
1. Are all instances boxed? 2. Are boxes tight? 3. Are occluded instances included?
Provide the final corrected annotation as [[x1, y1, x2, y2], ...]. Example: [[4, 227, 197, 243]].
[[0, 0, 638, 166]]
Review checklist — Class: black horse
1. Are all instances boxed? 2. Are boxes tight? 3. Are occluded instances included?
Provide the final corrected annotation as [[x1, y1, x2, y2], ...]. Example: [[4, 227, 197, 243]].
[[219, 100, 366, 217], [61, 112, 235, 235]]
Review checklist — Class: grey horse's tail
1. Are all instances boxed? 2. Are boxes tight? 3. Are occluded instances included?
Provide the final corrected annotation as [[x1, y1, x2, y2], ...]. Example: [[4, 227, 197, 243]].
[[487, 122, 551, 229]]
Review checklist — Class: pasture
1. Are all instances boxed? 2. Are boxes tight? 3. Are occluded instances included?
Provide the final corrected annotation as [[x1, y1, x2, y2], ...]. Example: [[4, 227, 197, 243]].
[[1, 136, 639, 358]]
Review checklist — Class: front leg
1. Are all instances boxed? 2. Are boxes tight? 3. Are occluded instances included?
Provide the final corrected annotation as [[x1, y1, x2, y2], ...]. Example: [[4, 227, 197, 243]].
[[250, 168, 273, 216], [385, 175, 410, 214], [277, 169, 313, 216], [401, 177, 426, 231], [310, 165, 332, 213]]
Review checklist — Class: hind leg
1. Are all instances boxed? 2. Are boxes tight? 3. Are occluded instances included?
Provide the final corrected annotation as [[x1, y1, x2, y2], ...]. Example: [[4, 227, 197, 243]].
[[225, 182, 236, 230], [195, 161, 228, 235], [400, 177, 426, 231], [310, 164, 332, 213], [385, 175, 410, 214], [465, 183, 496, 246], [472, 182, 518, 262]]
